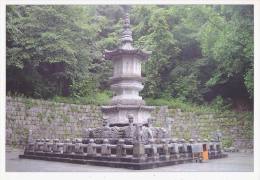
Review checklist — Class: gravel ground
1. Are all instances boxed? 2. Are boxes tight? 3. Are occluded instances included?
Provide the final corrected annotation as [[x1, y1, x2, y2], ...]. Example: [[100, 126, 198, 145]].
[[5, 147, 253, 172]]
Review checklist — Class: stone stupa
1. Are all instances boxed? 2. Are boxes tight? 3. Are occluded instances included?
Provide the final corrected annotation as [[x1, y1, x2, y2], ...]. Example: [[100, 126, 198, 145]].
[[101, 12, 154, 126]]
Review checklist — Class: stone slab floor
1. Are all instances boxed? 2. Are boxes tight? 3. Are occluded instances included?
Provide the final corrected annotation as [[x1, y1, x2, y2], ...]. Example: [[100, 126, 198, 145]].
[[5, 147, 253, 172]]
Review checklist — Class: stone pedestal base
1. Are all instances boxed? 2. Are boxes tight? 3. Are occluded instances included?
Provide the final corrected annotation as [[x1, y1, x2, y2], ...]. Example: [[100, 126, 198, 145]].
[[19, 152, 194, 170], [101, 105, 154, 125], [19, 151, 227, 170]]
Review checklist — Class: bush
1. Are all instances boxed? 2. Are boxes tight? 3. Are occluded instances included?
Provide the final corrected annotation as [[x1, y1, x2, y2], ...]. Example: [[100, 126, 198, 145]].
[[70, 76, 99, 98], [210, 96, 232, 111]]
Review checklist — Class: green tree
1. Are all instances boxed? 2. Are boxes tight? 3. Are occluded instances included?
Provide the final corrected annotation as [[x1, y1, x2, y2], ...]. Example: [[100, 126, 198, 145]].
[[6, 5, 253, 110]]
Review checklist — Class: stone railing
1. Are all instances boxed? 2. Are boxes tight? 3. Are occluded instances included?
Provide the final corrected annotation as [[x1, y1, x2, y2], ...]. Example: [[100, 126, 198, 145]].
[[24, 136, 224, 161]]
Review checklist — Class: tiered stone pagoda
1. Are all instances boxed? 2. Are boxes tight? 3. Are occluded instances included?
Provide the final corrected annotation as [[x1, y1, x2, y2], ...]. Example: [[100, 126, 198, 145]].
[[19, 12, 227, 170], [102, 13, 154, 126]]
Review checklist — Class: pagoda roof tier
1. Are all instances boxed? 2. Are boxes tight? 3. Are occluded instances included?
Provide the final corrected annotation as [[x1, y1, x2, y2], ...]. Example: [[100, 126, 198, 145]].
[[108, 75, 144, 85], [101, 105, 155, 112], [104, 48, 151, 61]]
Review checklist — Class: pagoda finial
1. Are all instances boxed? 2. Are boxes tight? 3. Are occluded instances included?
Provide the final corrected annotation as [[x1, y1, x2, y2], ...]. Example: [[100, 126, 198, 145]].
[[120, 12, 134, 50]]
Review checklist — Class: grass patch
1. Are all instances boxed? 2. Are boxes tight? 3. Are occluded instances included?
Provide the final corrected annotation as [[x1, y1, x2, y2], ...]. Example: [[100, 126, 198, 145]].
[[145, 98, 224, 113], [52, 91, 112, 106]]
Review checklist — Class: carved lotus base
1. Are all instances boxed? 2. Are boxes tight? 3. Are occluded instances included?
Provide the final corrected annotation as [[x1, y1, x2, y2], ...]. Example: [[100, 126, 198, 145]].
[[101, 105, 155, 125]]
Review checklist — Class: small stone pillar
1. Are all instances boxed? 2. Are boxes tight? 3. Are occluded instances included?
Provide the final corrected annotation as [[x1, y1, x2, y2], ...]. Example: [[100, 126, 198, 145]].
[[43, 139, 49, 152], [57, 141, 64, 154], [161, 139, 170, 160], [181, 139, 189, 158], [213, 139, 220, 155], [38, 139, 45, 152], [52, 139, 60, 153], [187, 139, 195, 158], [34, 139, 41, 152], [133, 142, 145, 158], [116, 139, 126, 157], [175, 138, 182, 159], [208, 138, 217, 158], [75, 138, 84, 154], [87, 139, 96, 156], [46, 139, 53, 152], [63, 139, 71, 154], [170, 138, 178, 159], [69, 139, 76, 154], [149, 139, 159, 160], [101, 139, 111, 156]]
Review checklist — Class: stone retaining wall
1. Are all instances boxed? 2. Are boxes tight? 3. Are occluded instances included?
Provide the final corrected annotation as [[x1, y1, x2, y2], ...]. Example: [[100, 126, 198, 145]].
[[6, 96, 253, 150], [151, 107, 253, 150], [6, 97, 102, 146]]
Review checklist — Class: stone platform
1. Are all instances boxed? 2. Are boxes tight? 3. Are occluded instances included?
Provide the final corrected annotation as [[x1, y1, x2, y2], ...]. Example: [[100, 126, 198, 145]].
[[19, 152, 196, 170], [19, 151, 227, 170], [19, 134, 227, 170]]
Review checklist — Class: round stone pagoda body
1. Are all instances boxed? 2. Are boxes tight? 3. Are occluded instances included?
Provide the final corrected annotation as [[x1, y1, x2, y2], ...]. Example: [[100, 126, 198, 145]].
[[102, 13, 154, 126]]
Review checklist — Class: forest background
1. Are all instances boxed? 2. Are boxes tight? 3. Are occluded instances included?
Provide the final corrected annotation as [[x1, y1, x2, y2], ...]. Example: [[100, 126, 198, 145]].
[[6, 5, 254, 113]]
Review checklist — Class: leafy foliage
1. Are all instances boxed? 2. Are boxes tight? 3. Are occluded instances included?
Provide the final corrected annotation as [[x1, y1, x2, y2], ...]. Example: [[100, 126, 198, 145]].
[[6, 5, 253, 111]]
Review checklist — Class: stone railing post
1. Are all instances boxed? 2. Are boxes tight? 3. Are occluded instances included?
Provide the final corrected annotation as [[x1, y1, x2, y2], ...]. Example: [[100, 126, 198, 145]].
[[116, 139, 126, 157], [43, 139, 49, 152], [182, 139, 189, 158], [57, 140, 64, 153], [52, 139, 60, 153], [161, 139, 170, 160], [75, 138, 84, 154], [46, 139, 53, 153], [176, 138, 183, 159], [25, 141, 35, 152], [187, 139, 195, 158], [101, 139, 111, 156], [209, 138, 216, 158], [173, 139, 179, 159], [38, 139, 45, 152], [149, 139, 159, 160], [133, 142, 145, 158], [87, 139, 96, 157], [63, 139, 71, 154], [34, 139, 40, 152]]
